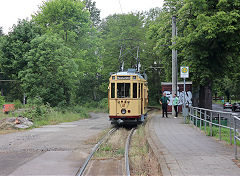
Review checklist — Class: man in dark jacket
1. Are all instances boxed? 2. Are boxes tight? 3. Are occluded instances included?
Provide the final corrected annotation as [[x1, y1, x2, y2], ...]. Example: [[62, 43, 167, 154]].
[[160, 92, 170, 118]]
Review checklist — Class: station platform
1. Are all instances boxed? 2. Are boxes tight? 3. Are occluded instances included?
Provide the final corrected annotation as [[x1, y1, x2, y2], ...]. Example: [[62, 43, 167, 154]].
[[147, 112, 240, 176]]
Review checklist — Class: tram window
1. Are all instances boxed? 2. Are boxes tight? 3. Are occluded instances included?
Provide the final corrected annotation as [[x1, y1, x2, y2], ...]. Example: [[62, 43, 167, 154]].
[[111, 83, 115, 98], [138, 83, 141, 98], [133, 83, 137, 98], [117, 83, 131, 98]]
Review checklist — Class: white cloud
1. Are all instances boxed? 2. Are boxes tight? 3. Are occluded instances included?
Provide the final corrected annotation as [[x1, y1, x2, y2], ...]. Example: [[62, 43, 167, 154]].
[[0, 0, 164, 34]]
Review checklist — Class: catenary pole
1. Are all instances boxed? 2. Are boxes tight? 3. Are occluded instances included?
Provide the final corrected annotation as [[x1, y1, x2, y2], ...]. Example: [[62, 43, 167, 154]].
[[172, 16, 177, 116]]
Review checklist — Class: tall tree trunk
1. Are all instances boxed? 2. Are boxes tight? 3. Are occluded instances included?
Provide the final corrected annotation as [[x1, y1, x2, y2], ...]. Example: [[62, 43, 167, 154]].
[[199, 81, 212, 110], [192, 83, 199, 107], [93, 88, 97, 101]]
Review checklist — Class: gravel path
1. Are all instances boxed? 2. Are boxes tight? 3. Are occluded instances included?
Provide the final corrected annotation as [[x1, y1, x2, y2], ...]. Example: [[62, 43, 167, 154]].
[[0, 112, 110, 176]]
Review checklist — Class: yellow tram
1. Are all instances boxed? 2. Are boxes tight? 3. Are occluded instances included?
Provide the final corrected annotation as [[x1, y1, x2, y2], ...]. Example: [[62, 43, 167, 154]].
[[108, 69, 148, 124]]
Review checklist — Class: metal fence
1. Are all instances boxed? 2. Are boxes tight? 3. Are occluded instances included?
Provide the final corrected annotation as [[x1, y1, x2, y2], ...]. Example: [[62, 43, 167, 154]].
[[189, 106, 240, 159]]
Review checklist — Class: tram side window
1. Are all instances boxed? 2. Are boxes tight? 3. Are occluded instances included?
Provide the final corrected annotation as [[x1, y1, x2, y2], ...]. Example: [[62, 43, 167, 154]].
[[117, 83, 131, 98], [111, 83, 115, 98], [133, 83, 137, 98], [138, 83, 141, 98]]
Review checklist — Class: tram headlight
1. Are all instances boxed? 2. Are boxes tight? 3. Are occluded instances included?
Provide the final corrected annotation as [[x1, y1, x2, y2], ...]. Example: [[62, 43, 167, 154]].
[[121, 108, 126, 114]]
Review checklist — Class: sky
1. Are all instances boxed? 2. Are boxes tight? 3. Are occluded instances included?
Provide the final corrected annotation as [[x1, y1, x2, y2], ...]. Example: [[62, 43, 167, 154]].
[[0, 0, 164, 34]]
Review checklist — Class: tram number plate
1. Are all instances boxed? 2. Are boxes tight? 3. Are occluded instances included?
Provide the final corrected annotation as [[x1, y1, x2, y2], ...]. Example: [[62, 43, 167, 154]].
[[117, 76, 130, 80]]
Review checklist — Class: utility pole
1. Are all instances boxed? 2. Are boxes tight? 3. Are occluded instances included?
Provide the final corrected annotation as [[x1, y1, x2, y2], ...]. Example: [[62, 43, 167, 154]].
[[172, 16, 177, 116]]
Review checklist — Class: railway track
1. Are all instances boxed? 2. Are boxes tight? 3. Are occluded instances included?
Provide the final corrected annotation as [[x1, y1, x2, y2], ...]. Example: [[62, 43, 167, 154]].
[[75, 127, 135, 176]]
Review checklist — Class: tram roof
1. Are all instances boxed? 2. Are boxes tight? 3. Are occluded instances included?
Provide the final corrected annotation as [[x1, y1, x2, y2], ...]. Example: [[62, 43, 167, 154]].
[[111, 69, 144, 79]]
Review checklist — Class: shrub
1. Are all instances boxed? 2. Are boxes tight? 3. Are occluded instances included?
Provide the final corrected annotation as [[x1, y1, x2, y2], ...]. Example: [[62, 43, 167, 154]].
[[19, 96, 54, 121], [13, 99, 22, 109], [0, 96, 5, 106], [98, 98, 108, 109]]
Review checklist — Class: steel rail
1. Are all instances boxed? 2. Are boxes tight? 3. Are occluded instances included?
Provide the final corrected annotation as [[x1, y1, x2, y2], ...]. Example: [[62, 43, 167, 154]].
[[75, 127, 117, 176], [189, 106, 240, 159], [125, 128, 135, 176], [191, 106, 235, 115]]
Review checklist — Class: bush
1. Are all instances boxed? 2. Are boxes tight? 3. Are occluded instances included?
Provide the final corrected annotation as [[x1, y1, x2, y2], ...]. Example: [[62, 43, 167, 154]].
[[13, 99, 22, 109], [84, 101, 98, 108], [98, 98, 108, 109], [19, 96, 54, 121]]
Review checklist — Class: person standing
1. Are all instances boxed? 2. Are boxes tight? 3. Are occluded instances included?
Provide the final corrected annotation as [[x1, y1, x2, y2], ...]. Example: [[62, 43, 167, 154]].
[[173, 94, 179, 118], [160, 92, 170, 118]]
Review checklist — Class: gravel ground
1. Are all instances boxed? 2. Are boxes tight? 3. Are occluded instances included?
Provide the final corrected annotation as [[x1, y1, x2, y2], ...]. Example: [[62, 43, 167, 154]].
[[0, 112, 110, 176]]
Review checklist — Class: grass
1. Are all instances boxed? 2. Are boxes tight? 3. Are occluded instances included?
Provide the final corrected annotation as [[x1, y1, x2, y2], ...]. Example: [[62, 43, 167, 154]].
[[31, 111, 88, 127], [129, 124, 160, 176], [0, 105, 107, 132], [129, 125, 149, 175], [189, 118, 240, 146], [93, 128, 128, 159]]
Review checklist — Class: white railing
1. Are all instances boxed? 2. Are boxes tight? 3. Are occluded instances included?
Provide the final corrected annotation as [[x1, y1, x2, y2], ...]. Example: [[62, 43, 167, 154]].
[[189, 106, 240, 159]]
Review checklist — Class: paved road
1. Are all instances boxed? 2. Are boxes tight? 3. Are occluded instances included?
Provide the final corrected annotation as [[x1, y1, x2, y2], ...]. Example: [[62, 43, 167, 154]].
[[148, 112, 240, 176], [212, 104, 240, 129], [0, 113, 110, 176], [212, 103, 240, 115]]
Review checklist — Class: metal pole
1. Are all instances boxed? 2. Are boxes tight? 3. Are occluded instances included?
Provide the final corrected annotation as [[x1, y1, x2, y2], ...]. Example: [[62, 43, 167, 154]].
[[172, 16, 177, 116], [230, 114, 232, 145], [23, 93, 26, 105], [183, 78, 186, 123], [234, 117, 237, 159], [195, 109, 198, 127], [137, 46, 140, 72], [204, 111, 207, 134], [219, 113, 221, 141], [200, 109, 202, 129], [210, 112, 213, 136], [190, 107, 192, 122]]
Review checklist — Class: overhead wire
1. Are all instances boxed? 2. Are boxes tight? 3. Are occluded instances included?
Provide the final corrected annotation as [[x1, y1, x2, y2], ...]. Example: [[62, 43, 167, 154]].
[[117, 0, 141, 72]]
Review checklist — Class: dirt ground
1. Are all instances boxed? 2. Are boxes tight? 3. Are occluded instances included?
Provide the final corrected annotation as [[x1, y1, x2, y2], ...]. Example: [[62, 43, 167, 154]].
[[0, 112, 110, 176]]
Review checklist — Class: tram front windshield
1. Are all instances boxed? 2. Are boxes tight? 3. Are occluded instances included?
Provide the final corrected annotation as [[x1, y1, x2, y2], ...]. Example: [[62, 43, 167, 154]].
[[117, 83, 130, 98]]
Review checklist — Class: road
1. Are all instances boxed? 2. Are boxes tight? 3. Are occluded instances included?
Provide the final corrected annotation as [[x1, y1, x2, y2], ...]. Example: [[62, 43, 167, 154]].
[[212, 103, 240, 116], [212, 104, 240, 130], [0, 113, 110, 176]]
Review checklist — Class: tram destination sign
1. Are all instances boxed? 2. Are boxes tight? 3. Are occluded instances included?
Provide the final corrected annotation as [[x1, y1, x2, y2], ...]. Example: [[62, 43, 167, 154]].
[[180, 66, 189, 78], [117, 76, 130, 80]]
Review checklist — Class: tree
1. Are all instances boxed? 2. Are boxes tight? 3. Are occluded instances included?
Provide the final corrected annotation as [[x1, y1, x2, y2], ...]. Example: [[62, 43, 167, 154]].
[[0, 19, 42, 101], [0, 27, 3, 36], [83, 0, 101, 27], [33, 0, 91, 43], [33, 0, 103, 103], [100, 14, 145, 74], [177, 0, 240, 108], [19, 34, 78, 106]]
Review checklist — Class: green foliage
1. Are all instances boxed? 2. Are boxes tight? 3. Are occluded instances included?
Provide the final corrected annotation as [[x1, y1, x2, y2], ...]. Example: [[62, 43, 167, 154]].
[[98, 98, 108, 109], [99, 13, 146, 95], [177, 0, 240, 85], [19, 34, 78, 106], [0, 96, 5, 106], [83, 0, 101, 26], [0, 20, 42, 101], [13, 99, 22, 109], [20, 97, 53, 122], [33, 0, 90, 43], [0, 27, 3, 36], [33, 0, 103, 103]]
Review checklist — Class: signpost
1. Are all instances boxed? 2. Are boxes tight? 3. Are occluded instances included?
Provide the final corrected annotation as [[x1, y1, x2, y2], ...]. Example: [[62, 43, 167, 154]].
[[180, 66, 189, 123]]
